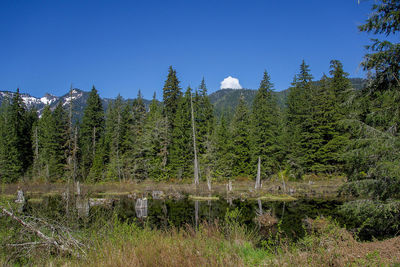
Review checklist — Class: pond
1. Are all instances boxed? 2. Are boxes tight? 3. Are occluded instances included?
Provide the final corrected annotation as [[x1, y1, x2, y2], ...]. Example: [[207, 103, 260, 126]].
[[22, 194, 343, 240]]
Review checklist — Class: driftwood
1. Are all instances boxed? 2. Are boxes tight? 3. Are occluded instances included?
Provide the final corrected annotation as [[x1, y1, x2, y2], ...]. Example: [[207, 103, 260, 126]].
[[0, 205, 85, 257]]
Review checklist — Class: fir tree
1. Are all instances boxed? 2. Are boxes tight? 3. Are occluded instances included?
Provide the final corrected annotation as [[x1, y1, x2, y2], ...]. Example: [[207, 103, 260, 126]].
[[213, 115, 233, 179], [251, 70, 280, 176], [285, 61, 314, 177], [329, 60, 352, 106], [35, 104, 67, 181], [80, 86, 104, 180], [169, 87, 194, 179], [105, 95, 127, 181], [143, 93, 169, 180], [195, 78, 215, 156], [358, 0, 400, 92], [307, 75, 343, 173], [52, 102, 68, 178], [123, 91, 147, 180], [0, 99, 21, 182], [341, 0, 400, 204], [231, 94, 251, 177], [37, 106, 56, 180], [0, 89, 35, 182], [162, 66, 182, 128]]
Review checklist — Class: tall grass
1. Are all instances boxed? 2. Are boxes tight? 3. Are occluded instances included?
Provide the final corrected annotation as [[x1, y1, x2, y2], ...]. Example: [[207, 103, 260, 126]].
[[77, 213, 258, 267]]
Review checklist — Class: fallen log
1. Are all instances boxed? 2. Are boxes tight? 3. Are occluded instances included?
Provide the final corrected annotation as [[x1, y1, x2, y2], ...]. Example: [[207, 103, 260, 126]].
[[0, 205, 81, 257]]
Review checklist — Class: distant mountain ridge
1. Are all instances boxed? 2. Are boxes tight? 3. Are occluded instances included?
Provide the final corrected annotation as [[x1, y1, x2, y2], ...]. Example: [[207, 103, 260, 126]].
[[0, 78, 365, 120], [208, 78, 366, 119], [0, 89, 152, 121]]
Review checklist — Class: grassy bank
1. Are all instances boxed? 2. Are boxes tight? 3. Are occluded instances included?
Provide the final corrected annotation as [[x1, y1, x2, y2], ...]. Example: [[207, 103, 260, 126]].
[[1, 208, 399, 266], [73, 218, 400, 266]]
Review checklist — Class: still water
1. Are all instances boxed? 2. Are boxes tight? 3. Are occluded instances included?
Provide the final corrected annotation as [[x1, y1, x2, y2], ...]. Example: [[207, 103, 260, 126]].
[[23, 194, 342, 240]]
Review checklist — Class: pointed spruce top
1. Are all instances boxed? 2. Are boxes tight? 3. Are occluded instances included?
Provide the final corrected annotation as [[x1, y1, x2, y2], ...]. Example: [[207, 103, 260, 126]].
[[199, 77, 208, 96], [298, 60, 313, 84], [258, 70, 274, 93]]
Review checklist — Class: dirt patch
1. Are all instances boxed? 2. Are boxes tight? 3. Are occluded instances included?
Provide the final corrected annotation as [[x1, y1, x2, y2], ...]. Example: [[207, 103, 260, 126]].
[[354, 236, 400, 262]]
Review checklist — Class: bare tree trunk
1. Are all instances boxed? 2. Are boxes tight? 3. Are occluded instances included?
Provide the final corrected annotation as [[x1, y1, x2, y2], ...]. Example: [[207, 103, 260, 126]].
[[69, 85, 73, 153], [46, 164, 49, 181], [117, 110, 121, 182], [33, 126, 40, 177], [34, 126, 39, 161], [92, 126, 96, 157], [73, 126, 78, 183], [76, 181, 81, 196], [190, 93, 199, 186], [66, 87, 74, 214], [255, 156, 261, 189]]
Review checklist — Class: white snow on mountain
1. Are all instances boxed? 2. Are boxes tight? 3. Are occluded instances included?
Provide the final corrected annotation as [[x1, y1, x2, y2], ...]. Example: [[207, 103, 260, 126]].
[[41, 97, 51, 105], [63, 91, 83, 106], [22, 95, 42, 107]]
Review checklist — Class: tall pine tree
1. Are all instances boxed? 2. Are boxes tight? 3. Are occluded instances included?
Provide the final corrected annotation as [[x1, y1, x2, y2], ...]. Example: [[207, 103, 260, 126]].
[[231, 94, 251, 177], [123, 91, 147, 180], [251, 70, 280, 176], [285, 61, 314, 177], [169, 87, 194, 179], [162, 66, 182, 129], [80, 86, 104, 180]]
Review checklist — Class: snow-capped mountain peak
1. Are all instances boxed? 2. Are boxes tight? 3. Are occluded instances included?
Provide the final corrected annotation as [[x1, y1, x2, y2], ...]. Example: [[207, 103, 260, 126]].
[[40, 93, 58, 105]]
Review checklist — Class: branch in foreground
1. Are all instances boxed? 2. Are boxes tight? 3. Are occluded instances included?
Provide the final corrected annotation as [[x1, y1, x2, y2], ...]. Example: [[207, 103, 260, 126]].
[[0, 205, 84, 257]]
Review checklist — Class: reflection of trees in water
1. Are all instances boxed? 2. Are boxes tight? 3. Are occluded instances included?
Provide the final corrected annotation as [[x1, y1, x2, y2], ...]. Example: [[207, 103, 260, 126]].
[[76, 197, 89, 218], [25, 195, 342, 240], [257, 199, 263, 216], [135, 198, 148, 218], [195, 200, 199, 229]]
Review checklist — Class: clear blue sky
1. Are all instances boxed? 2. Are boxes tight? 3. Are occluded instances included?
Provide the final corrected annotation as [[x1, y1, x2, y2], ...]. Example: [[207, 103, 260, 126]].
[[0, 0, 376, 99]]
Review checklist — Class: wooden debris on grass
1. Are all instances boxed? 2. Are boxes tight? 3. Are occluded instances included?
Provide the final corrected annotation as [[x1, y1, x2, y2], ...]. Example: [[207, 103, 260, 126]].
[[0, 205, 86, 258]]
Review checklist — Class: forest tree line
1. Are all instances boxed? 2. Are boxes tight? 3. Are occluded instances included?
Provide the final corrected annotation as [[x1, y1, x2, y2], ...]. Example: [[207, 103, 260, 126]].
[[0, 61, 356, 183]]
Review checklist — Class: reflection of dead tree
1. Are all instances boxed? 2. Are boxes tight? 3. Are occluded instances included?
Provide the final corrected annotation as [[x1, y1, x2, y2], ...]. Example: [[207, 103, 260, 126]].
[[255, 157, 261, 189], [0, 205, 86, 258]]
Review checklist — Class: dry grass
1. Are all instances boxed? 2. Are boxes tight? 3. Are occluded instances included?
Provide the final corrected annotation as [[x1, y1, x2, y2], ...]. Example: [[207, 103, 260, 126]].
[[69, 218, 400, 267], [2, 215, 400, 267], [188, 195, 219, 201], [255, 194, 297, 201], [267, 218, 400, 266], [73, 221, 249, 267]]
